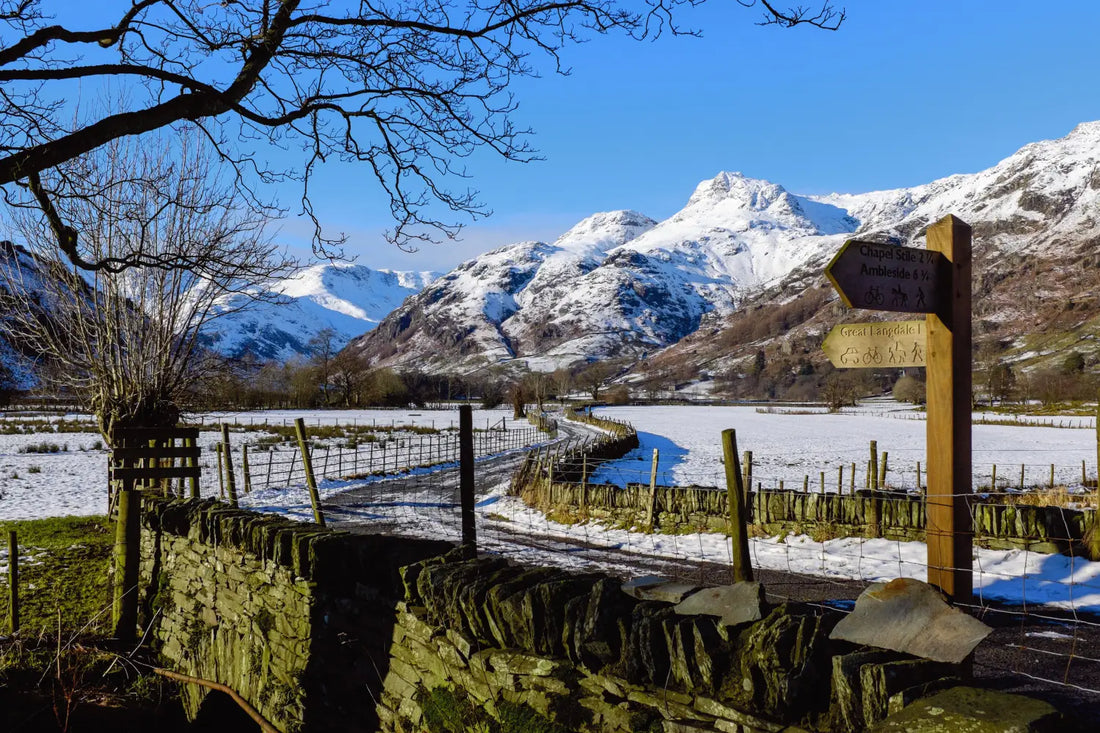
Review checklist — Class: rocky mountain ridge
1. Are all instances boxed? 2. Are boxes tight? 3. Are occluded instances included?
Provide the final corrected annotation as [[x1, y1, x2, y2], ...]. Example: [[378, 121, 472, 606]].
[[200, 262, 438, 361], [348, 121, 1100, 382]]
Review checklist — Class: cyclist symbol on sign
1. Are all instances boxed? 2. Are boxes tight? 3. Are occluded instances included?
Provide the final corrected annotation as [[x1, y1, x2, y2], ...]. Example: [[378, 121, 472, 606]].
[[864, 285, 884, 306], [862, 346, 883, 365]]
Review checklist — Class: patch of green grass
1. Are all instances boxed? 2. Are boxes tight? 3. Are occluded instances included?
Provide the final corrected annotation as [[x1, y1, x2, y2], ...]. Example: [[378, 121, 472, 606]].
[[18, 441, 67, 454], [0, 516, 114, 637]]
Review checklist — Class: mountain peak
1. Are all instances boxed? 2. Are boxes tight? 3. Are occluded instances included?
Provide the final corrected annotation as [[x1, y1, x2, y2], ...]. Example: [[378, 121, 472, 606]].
[[554, 209, 657, 252], [686, 171, 788, 210], [1067, 120, 1100, 140]]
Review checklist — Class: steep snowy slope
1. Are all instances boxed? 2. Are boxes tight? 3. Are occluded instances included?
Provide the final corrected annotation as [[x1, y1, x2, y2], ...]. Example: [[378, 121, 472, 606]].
[[814, 121, 1100, 249], [202, 263, 437, 361], [502, 174, 859, 361], [352, 122, 1100, 376], [354, 210, 657, 369]]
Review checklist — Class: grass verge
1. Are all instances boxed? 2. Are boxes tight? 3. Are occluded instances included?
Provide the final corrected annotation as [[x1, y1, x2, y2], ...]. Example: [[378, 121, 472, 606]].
[[0, 515, 113, 638]]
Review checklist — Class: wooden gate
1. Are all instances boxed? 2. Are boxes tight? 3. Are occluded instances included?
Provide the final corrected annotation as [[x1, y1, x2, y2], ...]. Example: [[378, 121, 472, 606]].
[[110, 427, 201, 501]]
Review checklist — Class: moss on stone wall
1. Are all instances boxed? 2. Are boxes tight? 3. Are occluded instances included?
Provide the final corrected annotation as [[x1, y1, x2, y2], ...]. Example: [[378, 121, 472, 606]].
[[138, 496, 450, 732]]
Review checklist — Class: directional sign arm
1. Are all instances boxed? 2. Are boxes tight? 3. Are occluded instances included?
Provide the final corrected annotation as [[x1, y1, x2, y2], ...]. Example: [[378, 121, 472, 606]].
[[826, 240, 943, 315]]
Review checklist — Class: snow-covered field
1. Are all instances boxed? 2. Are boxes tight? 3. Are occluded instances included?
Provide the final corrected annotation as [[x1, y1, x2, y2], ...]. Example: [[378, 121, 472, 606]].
[[589, 402, 1099, 493], [3, 403, 1100, 615], [0, 407, 523, 521]]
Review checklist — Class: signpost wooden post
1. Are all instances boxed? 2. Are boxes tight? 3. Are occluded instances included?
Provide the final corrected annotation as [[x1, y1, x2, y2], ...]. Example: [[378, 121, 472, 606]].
[[824, 216, 972, 603], [924, 216, 972, 603]]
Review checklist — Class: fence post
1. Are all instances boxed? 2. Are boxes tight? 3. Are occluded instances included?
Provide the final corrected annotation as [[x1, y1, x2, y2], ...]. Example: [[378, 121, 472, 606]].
[[216, 444, 225, 499], [722, 430, 753, 583], [868, 441, 880, 538], [459, 405, 476, 549], [850, 462, 856, 493], [820, 471, 825, 495], [837, 465, 843, 494], [187, 436, 200, 499], [1050, 464, 1055, 489], [646, 448, 659, 532], [743, 451, 753, 497], [1092, 397, 1100, 560], [870, 440, 878, 491], [580, 454, 589, 514], [991, 464, 997, 492], [7, 530, 17, 635], [879, 451, 888, 489], [221, 423, 239, 508], [242, 444, 253, 494], [112, 483, 140, 642], [294, 418, 325, 526], [1020, 464, 1025, 490], [916, 461, 922, 492]]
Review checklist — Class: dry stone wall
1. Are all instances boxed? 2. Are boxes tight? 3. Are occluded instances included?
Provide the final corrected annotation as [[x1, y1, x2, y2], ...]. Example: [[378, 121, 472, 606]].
[[382, 554, 1059, 733], [138, 497, 450, 732], [522, 482, 1091, 555], [137, 498, 1061, 733]]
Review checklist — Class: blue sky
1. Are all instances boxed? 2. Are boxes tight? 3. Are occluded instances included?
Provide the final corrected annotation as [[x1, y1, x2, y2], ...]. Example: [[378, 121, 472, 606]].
[[284, 1, 1100, 272]]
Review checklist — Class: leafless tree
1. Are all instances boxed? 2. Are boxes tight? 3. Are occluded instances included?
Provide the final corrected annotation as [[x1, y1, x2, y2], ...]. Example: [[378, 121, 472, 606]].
[[576, 360, 617, 401], [331, 349, 372, 407], [551, 366, 573, 405], [0, 0, 843, 271], [0, 131, 295, 439], [308, 326, 339, 404]]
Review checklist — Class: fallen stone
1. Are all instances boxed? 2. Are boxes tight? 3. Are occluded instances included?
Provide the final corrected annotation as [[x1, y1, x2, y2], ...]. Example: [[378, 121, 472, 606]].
[[830, 578, 991, 664], [673, 583, 765, 627], [622, 576, 700, 604], [871, 686, 1059, 732]]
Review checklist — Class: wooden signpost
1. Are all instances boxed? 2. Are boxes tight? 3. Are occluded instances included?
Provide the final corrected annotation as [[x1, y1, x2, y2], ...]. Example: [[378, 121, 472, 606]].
[[824, 216, 972, 603]]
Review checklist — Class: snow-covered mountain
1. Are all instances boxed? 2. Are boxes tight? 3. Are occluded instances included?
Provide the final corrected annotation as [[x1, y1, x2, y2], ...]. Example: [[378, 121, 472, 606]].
[[345, 174, 865, 371], [348, 121, 1100, 376], [644, 121, 1100, 393], [201, 263, 438, 361]]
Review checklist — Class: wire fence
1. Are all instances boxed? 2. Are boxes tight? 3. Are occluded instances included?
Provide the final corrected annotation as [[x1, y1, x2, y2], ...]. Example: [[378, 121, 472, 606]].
[[585, 449, 1100, 503], [492, 415, 1100, 706], [177, 417, 551, 500]]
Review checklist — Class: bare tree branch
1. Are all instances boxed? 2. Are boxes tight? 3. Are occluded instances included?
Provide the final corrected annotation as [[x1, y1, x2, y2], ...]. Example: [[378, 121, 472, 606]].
[[0, 0, 842, 268], [0, 130, 296, 436], [743, 1, 845, 30]]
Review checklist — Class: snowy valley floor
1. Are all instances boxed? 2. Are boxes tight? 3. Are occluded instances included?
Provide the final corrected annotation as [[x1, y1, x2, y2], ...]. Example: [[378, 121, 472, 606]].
[[2, 403, 1100, 617]]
